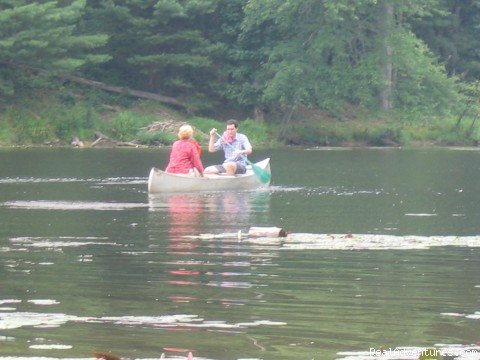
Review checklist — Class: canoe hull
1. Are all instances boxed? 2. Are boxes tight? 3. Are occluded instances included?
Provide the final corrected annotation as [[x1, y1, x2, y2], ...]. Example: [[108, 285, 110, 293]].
[[148, 158, 271, 193]]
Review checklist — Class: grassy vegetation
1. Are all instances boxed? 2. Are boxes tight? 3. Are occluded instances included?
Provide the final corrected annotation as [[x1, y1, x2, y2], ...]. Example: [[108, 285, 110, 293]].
[[0, 92, 479, 147], [279, 112, 480, 147]]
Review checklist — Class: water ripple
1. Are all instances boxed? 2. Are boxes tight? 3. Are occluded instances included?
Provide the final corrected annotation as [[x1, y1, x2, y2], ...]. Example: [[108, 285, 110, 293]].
[[2, 200, 148, 210], [8, 236, 115, 249], [0, 312, 286, 332], [0, 177, 145, 184]]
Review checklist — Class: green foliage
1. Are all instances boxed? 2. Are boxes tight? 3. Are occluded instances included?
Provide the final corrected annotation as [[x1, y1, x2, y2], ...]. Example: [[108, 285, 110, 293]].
[[102, 111, 155, 141], [6, 107, 55, 144], [137, 130, 177, 146], [0, 94, 103, 144], [283, 122, 350, 146], [411, 0, 480, 80], [238, 0, 466, 118], [182, 93, 218, 114], [1, 0, 480, 146], [51, 104, 98, 141], [399, 116, 480, 145], [0, 0, 109, 98], [391, 28, 465, 116], [188, 116, 223, 138], [280, 116, 409, 146], [1, 91, 479, 147], [0, 119, 14, 145], [352, 126, 404, 146], [237, 118, 272, 145], [84, 0, 219, 105]]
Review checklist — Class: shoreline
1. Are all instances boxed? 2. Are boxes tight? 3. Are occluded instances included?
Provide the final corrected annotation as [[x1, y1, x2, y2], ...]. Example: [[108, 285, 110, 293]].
[[1, 141, 480, 149]]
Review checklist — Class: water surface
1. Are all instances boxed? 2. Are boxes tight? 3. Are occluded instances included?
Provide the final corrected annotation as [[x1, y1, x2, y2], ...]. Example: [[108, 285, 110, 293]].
[[1, 147, 480, 360]]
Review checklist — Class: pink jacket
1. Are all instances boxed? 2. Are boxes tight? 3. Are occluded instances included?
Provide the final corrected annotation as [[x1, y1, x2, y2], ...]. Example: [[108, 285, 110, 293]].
[[165, 139, 204, 174]]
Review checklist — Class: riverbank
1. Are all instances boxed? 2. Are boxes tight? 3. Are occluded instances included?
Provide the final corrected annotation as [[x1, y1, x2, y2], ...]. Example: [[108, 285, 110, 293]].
[[1, 96, 479, 148]]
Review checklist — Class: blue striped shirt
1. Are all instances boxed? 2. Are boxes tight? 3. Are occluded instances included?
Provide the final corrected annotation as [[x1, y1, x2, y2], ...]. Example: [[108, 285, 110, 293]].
[[214, 133, 252, 166]]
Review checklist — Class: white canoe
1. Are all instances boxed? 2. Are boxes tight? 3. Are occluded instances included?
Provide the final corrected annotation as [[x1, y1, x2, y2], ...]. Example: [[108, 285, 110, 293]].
[[148, 158, 271, 193]]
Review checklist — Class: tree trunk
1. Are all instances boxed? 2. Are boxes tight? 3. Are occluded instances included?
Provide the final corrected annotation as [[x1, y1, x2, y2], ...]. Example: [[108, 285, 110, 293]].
[[279, 104, 296, 139], [61, 74, 185, 108], [379, 0, 394, 111], [0, 60, 185, 108]]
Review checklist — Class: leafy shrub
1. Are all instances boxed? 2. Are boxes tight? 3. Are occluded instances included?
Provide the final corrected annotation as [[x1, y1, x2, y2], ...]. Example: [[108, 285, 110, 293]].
[[0, 120, 14, 145], [16, 117, 54, 143], [352, 126, 404, 146], [238, 118, 272, 145], [188, 117, 223, 140], [137, 130, 176, 146], [52, 104, 99, 141], [5, 106, 55, 144], [284, 123, 349, 146], [106, 111, 155, 141]]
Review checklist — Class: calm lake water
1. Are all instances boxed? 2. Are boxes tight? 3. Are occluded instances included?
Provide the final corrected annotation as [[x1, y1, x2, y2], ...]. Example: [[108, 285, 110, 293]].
[[1, 147, 480, 360]]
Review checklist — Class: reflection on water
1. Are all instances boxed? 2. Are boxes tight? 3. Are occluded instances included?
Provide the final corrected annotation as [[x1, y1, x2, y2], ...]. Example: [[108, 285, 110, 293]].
[[146, 191, 277, 293], [165, 194, 204, 240], [148, 190, 272, 242]]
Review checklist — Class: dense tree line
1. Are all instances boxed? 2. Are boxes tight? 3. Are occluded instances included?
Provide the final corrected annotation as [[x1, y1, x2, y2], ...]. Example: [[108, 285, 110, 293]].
[[1, 0, 479, 122]]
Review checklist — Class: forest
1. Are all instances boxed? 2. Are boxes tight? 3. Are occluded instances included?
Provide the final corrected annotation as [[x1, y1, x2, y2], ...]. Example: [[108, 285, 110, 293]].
[[1, 0, 480, 147]]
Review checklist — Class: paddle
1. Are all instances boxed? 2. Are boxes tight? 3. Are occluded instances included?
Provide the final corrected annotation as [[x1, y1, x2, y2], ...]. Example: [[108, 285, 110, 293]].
[[214, 131, 271, 184]]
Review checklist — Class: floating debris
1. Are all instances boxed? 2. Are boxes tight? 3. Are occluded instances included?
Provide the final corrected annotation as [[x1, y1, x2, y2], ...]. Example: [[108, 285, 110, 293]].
[[248, 226, 287, 238], [282, 233, 480, 250], [183, 232, 480, 250]]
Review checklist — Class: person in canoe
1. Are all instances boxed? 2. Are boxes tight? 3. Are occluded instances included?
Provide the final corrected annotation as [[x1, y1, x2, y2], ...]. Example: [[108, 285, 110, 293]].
[[165, 124, 204, 176], [204, 119, 252, 176]]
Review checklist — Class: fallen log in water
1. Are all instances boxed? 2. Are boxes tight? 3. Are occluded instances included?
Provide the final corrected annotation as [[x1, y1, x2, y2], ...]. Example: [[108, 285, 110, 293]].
[[248, 226, 287, 238]]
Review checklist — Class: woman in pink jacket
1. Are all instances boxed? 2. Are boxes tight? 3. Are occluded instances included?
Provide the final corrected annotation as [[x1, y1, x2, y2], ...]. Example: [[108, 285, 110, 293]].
[[165, 125, 204, 176]]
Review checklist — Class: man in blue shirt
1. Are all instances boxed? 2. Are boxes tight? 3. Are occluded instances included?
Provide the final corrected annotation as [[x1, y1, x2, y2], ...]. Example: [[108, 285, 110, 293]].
[[204, 119, 253, 176]]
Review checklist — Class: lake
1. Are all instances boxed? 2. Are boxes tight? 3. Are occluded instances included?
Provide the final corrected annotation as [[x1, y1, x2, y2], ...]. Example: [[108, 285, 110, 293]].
[[1, 147, 480, 360]]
